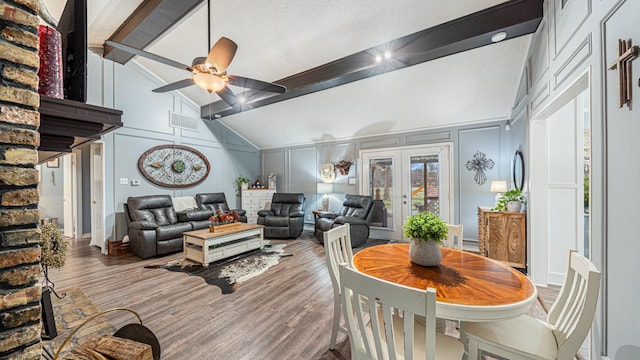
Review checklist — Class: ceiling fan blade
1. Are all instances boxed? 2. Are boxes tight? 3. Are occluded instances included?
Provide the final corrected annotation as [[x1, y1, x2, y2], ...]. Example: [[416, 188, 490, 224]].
[[205, 37, 238, 73], [227, 75, 286, 93], [105, 40, 191, 71], [152, 78, 195, 93], [215, 86, 240, 108]]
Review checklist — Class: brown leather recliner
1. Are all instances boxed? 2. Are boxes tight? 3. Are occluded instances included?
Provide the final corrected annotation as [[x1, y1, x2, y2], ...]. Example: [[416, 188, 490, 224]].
[[314, 194, 375, 247], [257, 193, 305, 239]]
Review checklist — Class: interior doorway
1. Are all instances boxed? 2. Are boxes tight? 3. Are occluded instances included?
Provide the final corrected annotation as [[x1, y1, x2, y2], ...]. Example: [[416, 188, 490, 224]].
[[529, 72, 590, 286], [361, 143, 453, 241]]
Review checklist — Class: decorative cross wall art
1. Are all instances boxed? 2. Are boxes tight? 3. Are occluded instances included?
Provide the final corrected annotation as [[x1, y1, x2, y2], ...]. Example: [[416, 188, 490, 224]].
[[465, 151, 495, 185], [607, 39, 638, 108]]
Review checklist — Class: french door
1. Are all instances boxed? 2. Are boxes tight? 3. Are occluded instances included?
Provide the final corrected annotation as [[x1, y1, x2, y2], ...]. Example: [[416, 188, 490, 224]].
[[360, 143, 453, 241]]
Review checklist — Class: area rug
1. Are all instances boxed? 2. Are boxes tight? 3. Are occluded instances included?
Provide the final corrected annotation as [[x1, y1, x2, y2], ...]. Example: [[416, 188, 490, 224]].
[[42, 288, 116, 359], [145, 243, 292, 294]]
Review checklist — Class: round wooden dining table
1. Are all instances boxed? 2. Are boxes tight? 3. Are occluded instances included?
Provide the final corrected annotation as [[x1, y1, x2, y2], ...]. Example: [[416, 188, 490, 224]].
[[353, 243, 537, 322]]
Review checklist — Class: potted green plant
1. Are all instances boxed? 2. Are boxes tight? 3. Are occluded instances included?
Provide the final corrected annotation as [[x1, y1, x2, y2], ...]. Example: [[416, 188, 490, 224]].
[[402, 211, 448, 266], [235, 176, 251, 190], [494, 188, 525, 212]]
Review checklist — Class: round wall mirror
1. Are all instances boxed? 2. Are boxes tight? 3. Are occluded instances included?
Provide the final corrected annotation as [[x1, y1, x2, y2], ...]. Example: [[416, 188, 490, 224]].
[[513, 150, 525, 191]]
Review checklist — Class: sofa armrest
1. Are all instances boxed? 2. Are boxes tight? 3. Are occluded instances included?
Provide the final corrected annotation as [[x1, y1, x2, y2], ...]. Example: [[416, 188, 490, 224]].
[[257, 209, 274, 217], [290, 210, 305, 218], [334, 216, 367, 225], [129, 220, 158, 230], [177, 209, 211, 222], [318, 211, 338, 219]]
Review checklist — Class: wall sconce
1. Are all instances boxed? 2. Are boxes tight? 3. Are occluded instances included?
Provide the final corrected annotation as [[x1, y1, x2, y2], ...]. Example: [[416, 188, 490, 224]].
[[317, 183, 333, 211], [490, 180, 508, 206]]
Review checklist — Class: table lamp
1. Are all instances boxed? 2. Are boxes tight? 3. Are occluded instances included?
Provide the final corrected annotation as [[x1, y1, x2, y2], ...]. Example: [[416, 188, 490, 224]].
[[317, 183, 333, 211], [490, 180, 508, 206]]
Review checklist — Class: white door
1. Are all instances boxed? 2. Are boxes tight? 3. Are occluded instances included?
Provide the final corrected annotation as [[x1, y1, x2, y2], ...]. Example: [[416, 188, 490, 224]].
[[361, 143, 453, 241], [62, 154, 74, 238], [90, 142, 105, 250]]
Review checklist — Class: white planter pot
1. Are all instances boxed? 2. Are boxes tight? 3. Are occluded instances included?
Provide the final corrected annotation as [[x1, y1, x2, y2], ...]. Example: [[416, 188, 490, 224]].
[[409, 239, 442, 266], [241, 183, 249, 190], [506, 201, 522, 212]]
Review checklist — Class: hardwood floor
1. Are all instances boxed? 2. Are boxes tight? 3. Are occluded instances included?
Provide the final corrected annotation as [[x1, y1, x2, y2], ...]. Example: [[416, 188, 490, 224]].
[[46, 230, 588, 359], [47, 231, 348, 359]]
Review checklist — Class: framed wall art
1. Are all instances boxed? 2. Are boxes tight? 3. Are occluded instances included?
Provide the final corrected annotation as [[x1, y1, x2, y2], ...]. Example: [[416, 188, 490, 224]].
[[138, 145, 210, 188]]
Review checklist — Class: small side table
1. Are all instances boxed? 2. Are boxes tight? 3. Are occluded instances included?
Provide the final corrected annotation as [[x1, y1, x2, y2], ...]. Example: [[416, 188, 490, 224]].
[[312, 209, 333, 222]]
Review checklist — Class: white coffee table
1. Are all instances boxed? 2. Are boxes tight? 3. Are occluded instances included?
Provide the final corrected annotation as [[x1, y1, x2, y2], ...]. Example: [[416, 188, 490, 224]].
[[182, 223, 264, 266]]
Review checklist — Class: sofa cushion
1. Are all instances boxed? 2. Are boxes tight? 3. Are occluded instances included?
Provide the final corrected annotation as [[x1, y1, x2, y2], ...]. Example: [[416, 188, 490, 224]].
[[264, 215, 290, 227], [156, 222, 193, 241], [178, 209, 211, 222], [128, 195, 178, 225]]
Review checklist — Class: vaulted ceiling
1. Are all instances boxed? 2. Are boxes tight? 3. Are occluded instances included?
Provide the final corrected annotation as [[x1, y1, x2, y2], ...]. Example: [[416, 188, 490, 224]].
[[42, 0, 541, 149]]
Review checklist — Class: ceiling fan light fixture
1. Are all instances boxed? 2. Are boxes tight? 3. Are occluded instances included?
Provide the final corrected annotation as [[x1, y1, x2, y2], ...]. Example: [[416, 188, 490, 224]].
[[193, 72, 225, 93]]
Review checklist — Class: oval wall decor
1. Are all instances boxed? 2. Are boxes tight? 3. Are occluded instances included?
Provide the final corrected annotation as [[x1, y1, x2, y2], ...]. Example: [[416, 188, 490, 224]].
[[138, 145, 210, 188]]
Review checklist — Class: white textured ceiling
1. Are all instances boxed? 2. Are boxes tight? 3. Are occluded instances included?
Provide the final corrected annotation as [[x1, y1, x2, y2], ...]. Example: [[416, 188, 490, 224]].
[[42, 0, 530, 149]]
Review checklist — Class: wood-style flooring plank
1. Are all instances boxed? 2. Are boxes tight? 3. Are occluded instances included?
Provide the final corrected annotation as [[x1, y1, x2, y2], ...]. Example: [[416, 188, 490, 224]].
[[46, 231, 345, 360], [46, 231, 582, 359]]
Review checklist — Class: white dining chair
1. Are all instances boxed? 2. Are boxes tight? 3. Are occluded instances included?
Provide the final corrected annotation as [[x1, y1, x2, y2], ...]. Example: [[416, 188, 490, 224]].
[[466, 250, 601, 360], [339, 263, 465, 360], [444, 224, 463, 250], [323, 223, 354, 350]]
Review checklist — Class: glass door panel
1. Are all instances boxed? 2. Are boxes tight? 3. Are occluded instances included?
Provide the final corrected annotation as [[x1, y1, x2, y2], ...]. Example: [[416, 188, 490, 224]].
[[408, 155, 441, 216], [361, 143, 452, 242]]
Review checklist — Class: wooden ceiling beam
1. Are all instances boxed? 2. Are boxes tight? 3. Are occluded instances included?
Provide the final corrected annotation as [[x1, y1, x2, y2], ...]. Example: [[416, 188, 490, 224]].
[[201, 0, 542, 119], [103, 0, 204, 64]]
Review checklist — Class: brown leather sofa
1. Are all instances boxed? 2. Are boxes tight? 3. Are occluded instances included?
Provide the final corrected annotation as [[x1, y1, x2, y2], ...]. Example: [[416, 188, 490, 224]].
[[124, 193, 246, 259]]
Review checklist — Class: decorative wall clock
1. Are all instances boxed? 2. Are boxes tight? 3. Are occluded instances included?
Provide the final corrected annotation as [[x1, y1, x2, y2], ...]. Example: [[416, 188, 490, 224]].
[[138, 145, 210, 188]]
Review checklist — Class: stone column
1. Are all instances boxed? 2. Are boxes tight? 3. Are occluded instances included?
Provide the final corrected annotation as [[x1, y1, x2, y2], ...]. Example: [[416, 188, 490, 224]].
[[0, 0, 44, 358]]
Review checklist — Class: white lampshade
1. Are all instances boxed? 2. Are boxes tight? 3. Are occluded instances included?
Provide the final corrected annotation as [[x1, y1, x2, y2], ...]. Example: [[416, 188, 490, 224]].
[[317, 183, 333, 194], [489, 180, 508, 193], [193, 73, 225, 93]]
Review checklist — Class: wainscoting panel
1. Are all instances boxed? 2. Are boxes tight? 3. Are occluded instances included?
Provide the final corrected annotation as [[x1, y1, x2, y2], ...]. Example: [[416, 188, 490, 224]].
[[553, 35, 592, 89], [553, 0, 591, 57], [529, 20, 550, 89]]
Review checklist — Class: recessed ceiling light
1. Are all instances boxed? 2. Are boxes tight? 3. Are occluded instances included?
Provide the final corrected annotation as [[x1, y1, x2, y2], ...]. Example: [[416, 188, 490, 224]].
[[238, 96, 247, 104], [375, 54, 383, 63], [384, 51, 392, 60], [214, 114, 221, 118], [491, 31, 507, 43]]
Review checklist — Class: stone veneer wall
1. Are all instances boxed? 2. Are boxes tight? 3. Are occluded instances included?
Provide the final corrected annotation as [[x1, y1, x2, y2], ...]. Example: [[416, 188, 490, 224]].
[[0, 0, 43, 358]]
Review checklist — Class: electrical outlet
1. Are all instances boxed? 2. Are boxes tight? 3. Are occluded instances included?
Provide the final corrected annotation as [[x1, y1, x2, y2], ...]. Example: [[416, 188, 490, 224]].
[[119, 178, 128, 185], [348, 177, 356, 185], [306, 214, 312, 221], [131, 179, 140, 186]]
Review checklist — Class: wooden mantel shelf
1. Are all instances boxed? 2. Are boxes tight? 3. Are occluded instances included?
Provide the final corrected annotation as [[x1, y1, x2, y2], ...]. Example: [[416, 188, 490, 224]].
[[38, 95, 123, 163]]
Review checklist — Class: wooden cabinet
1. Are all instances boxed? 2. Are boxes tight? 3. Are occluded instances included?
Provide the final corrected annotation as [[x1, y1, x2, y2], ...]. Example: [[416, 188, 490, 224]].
[[477, 206, 526, 269], [241, 189, 276, 224]]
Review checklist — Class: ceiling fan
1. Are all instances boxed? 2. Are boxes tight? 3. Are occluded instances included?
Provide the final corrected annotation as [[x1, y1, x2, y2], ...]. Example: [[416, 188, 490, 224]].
[[104, 0, 285, 109]]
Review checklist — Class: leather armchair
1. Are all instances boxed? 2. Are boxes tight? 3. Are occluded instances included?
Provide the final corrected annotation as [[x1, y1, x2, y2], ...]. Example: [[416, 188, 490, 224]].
[[125, 195, 192, 259], [195, 193, 247, 223], [257, 193, 305, 239], [314, 194, 374, 247]]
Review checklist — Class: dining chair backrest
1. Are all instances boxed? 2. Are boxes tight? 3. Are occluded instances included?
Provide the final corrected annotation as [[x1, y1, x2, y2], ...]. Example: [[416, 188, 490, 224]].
[[339, 263, 438, 360], [547, 249, 601, 359], [323, 224, 353, 349], [444, 224, 463, 250], [324, 224, 353, 295]]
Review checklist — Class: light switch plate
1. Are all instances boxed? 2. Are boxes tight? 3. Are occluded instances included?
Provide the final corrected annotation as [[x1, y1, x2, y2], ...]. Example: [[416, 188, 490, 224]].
[[119, 178, 128, 185], [131, 179, 140, 186], [348, 178, 356, 185]]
